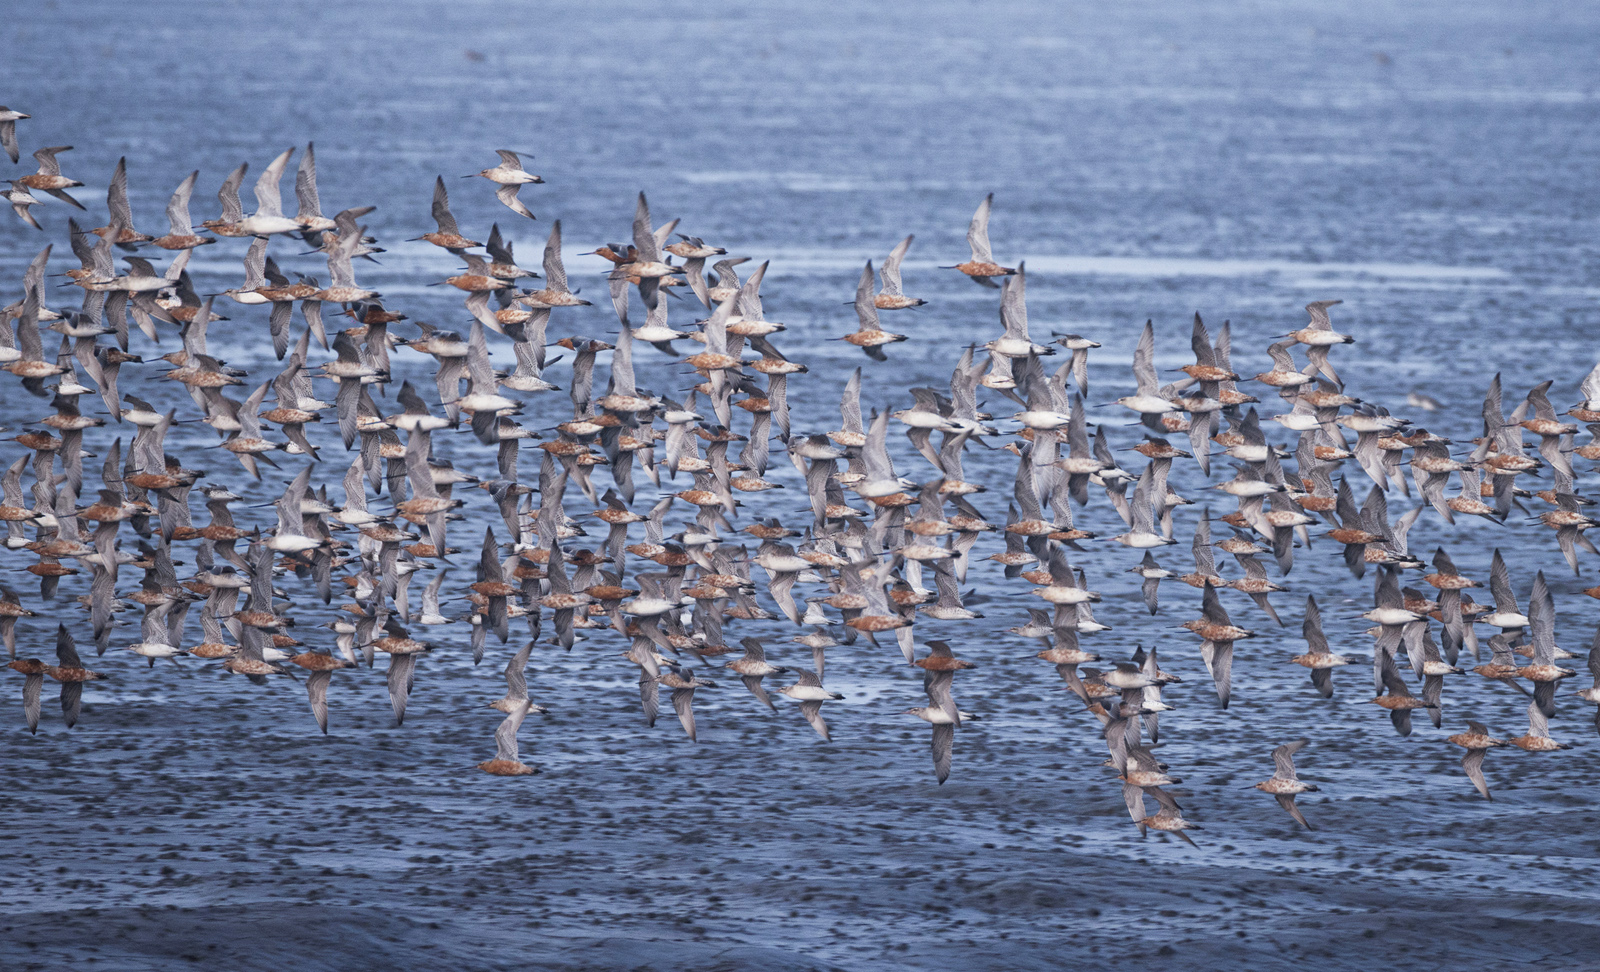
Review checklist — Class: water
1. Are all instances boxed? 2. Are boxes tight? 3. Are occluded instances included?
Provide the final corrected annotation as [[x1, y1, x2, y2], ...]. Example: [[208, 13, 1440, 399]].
[[2, 2, 1600, 969]]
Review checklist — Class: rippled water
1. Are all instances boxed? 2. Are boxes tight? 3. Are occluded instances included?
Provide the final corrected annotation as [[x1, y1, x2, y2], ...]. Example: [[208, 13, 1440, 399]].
[[2, 2, 1599, 970]]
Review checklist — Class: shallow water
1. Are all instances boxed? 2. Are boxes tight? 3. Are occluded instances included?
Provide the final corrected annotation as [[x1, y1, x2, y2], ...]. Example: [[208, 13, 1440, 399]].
[[2, 1, 1600, 969]]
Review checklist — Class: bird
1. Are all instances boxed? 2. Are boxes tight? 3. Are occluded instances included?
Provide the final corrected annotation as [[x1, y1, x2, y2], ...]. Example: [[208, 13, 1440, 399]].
[[45, 623, 105, 728], [1113, 321, 1178, 420], [7, 655, 48, 733], [1447, 721, 1506, 800], [1253, 739, 1318, 829], [1182, 584, 1253, 708], [479, 698, 540, 776], [1518, 571, 1576, 717], [0, 106, 27, 163], [725, 636, 785, 710], [150, 171, 215, 252], [989, 265, 1052, 360], [1283, 300, 1354, 349], [1290, 595, 1350, 697], [905, 701, 973, 784], [486, 641, 548, 716], [1484, 549, 1530, 631], [95, 157, 155, 248], [905, 641, 977, 784], [658, 664, 716, 743], [946, 194, 1015, 285], [234, 148, 305, 238], [874, 236, 925, 309], [841, 261, 907, 361], [471, 150, 543, 221], [3, 183, 44, 230], [1506, 698, 1571, 753], [1142, 806, 1201, 847], [414, 176, 481, 251], [1371, 652, 1435, 736], [774, 667, 844, 740], [1127, 551, 1170, 614], [14, 146, 85, 209], [370, 618, 432, 727], [290, 649, 354, 734]]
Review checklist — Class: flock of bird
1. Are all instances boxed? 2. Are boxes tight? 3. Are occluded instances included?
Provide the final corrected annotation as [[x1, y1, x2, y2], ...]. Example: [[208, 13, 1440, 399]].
[[2, 105, 1598, 845]]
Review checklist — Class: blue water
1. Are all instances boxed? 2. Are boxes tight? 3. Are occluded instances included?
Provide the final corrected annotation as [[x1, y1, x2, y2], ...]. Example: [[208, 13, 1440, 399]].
[[2, 2, 1599, 970]]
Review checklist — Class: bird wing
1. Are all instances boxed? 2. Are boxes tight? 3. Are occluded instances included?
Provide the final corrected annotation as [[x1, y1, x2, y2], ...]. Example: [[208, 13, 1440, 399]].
[[1132, 320, 1158, 395], [880, 235, 912, 296], [253, 147, 293, 218], [1302, 596, 1330, 654], [741, 675, 774, 711], [430, 176, 459, 237], [1462, 749, 1490, 800], [931, 722, 954, 783], [55, 623, 83, 668], [1199, 640, 1232, 709], [1488, 550, 1516, 614], [294, 145, 321, 219], [924, 669, 958, 725], [494, 703, 531, 762], [504, 641, 532, 701], [104, 159, 135, 234], [1529, 571, 1556, 665], [798, 699, 830, 740], [22, 672, 42, 731], [1272, 739, 1307, 780], [386, 653, 417, 726], [496, 183, 534, 220], [854, 261, 881, 333], [631, 192, 660, 263], [966, 193, 994, 264], [541, 221, 568, 292], [1275, 792, 1311, 829], [306, 669, 332, 734], [639, 672, 660, 726], [671, 686, 697, 742]]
